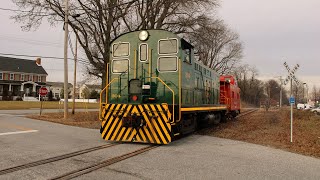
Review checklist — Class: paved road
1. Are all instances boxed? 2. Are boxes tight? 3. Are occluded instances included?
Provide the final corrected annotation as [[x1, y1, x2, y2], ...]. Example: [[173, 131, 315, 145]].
[[0, 111, 319, 179]]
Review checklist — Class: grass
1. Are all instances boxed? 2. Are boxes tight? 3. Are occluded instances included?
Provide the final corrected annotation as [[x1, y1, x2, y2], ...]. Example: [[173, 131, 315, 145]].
[[0, 101, 99, 110], [198, 109, 320, 158], [28, 111, 100, 129]]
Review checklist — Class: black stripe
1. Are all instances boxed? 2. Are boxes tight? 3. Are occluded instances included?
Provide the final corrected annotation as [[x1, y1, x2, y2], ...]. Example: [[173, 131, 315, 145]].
[[155, 105, 171, 136], [101, 104, 114, 133], [107, 104, 127, 140], [138, 105, 156, 143], [103, 104, 123, 140], [143, 105, 163, 144], [147, 104, 168, 143], [113, 105, 131, 141], [102, 104, 111, 119], [144, 124, 155, 143], [118, 105, 135, 141]]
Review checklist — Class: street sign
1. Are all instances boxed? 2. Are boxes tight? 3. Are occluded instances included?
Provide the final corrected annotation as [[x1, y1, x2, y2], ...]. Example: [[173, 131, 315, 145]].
[[289, 96, 295, 104], [39, 87, 48, 96]]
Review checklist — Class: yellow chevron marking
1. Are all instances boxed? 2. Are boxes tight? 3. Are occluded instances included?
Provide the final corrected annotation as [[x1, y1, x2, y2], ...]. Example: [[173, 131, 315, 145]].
[[101, 104, 115, 137], [138, 105, 156, 144], [116, 127, 126, 141], [116, 104, 132, 141], [128, 128, 137, 141], [150, 105, 170, 142], [138, 128, 146, 142], [102, 104, 120, 138], [143, 104, 163, 143], [137, 105, 155, 143], [109, 104, 127, 140], [162, 103, 172, 121], [145, 105, 166, 144], [122, 127, 132, 140], [101, 104, 115, 127]]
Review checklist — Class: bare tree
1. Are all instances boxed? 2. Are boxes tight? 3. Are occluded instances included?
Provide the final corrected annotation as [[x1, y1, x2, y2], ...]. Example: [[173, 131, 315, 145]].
[[11, 0, 219, 87], [189, 19, 243, 74]]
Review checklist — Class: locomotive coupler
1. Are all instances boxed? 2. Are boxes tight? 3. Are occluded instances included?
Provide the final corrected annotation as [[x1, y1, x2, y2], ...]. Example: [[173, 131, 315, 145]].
[[122, 113, 146, 128]]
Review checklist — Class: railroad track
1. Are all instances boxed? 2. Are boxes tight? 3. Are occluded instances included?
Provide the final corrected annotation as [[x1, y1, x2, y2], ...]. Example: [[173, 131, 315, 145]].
[[0, 143, 117, 175], [50, 145, 158, 180], [237, 108, 258, 118], [0, 143, 158, 179]]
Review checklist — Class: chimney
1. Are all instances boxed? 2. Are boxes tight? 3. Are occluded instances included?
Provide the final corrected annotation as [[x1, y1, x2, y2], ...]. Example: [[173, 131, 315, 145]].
[[36, 58, 41, 66]]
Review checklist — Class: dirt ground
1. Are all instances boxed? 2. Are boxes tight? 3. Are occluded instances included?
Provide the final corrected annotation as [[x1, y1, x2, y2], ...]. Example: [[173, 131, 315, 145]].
[[0, 101, 99, 110], [29, 108, 320, 158], [198, 109, 320, 158], [28, 111, 101, 129]]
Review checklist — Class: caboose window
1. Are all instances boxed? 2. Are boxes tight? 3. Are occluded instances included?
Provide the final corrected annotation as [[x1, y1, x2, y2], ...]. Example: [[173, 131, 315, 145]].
[[112, 59, 129, 73], [113, 42, 130, 57], [158, 39, 178, 54], [157, 56, 178, 72], [139, 43, 148, 62]]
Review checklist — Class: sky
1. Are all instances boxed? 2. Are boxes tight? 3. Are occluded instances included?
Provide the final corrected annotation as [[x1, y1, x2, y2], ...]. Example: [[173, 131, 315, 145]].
[[0, 0, 319, 89], [217, 0, 320, 89]]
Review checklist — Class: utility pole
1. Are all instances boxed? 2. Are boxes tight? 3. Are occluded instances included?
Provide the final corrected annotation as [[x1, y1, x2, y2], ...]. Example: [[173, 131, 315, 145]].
[[72, 33, 78, 114], [63, 0, 69, 119]]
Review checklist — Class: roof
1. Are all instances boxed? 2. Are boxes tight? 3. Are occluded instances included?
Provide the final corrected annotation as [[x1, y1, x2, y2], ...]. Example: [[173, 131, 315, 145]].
[[47, 81, 73, 88], [0, 56, 48, 75]]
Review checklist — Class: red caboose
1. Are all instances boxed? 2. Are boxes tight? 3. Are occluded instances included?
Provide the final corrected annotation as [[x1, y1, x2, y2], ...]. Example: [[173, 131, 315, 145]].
[[220, 75, 241, 117]]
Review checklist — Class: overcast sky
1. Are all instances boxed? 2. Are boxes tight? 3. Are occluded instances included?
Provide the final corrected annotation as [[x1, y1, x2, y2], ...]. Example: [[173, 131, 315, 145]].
[[217, 0, 320, 88], [0, 0, 319, 88]]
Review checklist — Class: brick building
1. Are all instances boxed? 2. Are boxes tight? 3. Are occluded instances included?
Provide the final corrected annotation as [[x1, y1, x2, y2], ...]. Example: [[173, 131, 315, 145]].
[[0, 56, 48, 100]]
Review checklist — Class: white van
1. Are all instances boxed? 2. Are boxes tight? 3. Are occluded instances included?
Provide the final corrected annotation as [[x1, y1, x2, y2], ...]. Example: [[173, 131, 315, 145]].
[[297, 103, 312, 110]]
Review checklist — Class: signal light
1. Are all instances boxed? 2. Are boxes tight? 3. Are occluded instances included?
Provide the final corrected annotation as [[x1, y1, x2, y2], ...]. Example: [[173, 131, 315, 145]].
[[132, 95, 138, 101]]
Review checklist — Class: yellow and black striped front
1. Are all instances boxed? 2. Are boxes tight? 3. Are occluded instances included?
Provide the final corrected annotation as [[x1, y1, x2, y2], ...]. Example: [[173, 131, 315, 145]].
[[101, 104, 172, 144]]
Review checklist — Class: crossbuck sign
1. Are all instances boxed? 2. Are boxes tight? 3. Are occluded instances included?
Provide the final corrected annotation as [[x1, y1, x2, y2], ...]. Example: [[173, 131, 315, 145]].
[[283, 62, 300, 85]]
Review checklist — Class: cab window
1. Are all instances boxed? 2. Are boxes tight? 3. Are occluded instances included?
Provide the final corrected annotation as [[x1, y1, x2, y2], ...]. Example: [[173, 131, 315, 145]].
[[158, 39, 178, 54], [139, 43, 148, 61], [112, 59, 129, 73], [158, 57, 178, 72], [113, 42, 130, 57]]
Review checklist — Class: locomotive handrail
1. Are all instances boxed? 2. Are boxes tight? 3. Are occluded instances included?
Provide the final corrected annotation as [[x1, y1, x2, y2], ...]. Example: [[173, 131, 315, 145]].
[[150, 77, 175, 123], [99, 78, 119, 121]]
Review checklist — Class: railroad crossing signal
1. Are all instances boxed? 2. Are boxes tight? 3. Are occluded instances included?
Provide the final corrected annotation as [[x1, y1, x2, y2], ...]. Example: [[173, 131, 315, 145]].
[[283, 62, 300, 85], [283, 61, 301, 143]]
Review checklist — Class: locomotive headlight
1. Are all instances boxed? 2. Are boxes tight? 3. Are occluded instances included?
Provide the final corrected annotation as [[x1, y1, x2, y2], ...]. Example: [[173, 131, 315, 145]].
[[139, 30, 149, 41]]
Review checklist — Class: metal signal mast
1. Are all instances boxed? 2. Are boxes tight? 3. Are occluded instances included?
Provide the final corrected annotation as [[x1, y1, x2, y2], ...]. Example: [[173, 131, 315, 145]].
[[283, 62, 300, 143]]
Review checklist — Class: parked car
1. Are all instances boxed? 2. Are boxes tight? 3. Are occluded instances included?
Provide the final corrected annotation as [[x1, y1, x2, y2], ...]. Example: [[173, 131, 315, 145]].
[[297, 103, 312, 110], [311, 107, 320, 114]]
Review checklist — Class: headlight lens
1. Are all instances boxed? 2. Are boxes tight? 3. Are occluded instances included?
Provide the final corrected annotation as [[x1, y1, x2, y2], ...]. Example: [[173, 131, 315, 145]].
[[139, 30, 149, 41]]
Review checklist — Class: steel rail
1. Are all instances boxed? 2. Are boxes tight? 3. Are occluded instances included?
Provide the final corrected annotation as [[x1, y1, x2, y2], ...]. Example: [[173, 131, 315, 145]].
[[0, 144, 117, 175], [50, 145, 158, 180], [236, 109, 258, 118]]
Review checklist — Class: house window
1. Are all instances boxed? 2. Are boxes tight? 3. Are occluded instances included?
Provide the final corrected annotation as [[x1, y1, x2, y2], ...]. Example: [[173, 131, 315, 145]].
[[38, 76, 41, 82], [0, 72, 2, 80], [29, 75, 33, 81], [21, 74, 25, 81], [10, 73, 14, 80]]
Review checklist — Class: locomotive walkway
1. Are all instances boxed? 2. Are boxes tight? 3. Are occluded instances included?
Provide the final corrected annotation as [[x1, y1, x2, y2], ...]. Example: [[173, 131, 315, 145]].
[[0, 111, 319, 179]]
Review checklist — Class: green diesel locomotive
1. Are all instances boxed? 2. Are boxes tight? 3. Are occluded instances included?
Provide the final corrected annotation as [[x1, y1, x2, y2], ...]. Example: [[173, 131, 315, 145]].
[[100, 29, 227, 144]]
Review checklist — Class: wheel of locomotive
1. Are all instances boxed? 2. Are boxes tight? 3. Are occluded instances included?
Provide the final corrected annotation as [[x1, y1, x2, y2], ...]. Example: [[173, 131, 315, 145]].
[[213, 113, 221, 125], [220, 111, 227, 123]]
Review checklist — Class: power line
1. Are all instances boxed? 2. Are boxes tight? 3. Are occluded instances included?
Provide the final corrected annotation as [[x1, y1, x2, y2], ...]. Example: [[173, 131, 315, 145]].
[[0, 52, 90, 65], [0, 7, 50, 16]]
